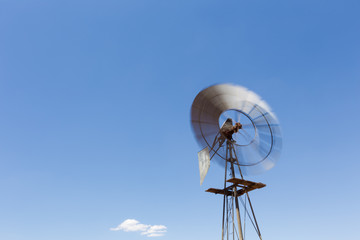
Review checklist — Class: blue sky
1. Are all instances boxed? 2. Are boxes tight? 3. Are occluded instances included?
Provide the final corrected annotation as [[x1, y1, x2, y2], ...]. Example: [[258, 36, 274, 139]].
[[0, 0, 359, 239]]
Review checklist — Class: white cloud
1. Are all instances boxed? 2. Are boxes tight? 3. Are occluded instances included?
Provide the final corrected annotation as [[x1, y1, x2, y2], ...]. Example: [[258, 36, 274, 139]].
[[141, 225, 167, 237], [110, 219, 167, 237]]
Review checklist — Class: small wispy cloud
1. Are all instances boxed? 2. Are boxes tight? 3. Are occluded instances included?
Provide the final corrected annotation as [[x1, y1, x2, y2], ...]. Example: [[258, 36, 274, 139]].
[[141, 225, 167, 237], [110, 219, 167, 237]]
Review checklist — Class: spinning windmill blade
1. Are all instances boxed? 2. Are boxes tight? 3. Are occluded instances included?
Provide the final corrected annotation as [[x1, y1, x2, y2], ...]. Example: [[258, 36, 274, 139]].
[[191, 83, 282, 179]]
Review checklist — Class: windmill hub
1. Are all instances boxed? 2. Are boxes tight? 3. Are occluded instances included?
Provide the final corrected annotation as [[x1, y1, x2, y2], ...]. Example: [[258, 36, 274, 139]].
[[218, 109, 257, 146], [220, 118, 242, 141]]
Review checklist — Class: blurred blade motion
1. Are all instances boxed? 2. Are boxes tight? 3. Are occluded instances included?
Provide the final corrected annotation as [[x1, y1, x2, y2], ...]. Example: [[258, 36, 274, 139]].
[[191, 83, 282, 175]]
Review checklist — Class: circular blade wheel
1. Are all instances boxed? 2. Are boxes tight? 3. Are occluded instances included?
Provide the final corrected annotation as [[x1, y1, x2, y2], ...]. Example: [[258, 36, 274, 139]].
[[191, 84, 282, 175]]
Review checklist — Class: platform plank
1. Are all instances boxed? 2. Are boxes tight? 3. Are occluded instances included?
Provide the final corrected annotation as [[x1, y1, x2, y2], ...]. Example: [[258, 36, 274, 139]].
[[206, 188, 232, 196], [226, 178, 266, 189]]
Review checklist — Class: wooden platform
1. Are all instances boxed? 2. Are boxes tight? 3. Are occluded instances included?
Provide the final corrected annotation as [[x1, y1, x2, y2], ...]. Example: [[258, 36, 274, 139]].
[[227, 178, 266, 189], [206, 178, 266, 196]]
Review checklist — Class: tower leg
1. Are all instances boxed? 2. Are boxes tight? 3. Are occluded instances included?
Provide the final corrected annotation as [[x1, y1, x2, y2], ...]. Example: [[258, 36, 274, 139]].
[[221, 195, 225, 240], [221, 158, 228, 240], [229, 151, 243, 240], [234, 191, 243, 240]]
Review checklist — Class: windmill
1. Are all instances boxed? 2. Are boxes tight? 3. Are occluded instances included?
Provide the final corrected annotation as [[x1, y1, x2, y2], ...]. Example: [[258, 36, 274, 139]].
[[191, 84, 282, 240]]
